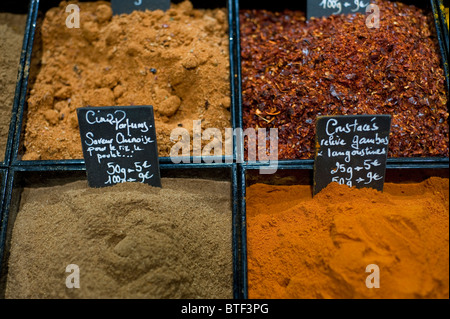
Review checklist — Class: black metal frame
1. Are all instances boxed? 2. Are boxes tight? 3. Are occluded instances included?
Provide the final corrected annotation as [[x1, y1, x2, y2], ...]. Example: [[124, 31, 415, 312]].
[[0, 169, 7, 229], [0, 163, 241, 299], [233, 0, 450, 299], [0, 0, 35, 167], [233, 0, 450, 170], [237, 164, 449, 299]]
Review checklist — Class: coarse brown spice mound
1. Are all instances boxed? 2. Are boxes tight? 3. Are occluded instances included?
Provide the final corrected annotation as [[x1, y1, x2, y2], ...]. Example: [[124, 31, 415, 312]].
[[240, 0, 449, 160], [23, 0, 231, 160]]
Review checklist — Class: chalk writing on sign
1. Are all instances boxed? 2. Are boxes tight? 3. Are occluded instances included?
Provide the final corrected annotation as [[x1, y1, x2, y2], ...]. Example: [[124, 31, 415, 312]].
[[313, 115, 391, 195], [111, 0, 170, 15], [307, 0, 370, 19], [77, 106, 161, 188]]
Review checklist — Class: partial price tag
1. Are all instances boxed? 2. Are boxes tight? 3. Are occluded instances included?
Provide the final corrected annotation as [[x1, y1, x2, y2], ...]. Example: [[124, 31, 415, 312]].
[[77, 106, 161, 188], [111, 0, 170, 15], [307, 0, 370, 19], [313, 115, 391, 195]]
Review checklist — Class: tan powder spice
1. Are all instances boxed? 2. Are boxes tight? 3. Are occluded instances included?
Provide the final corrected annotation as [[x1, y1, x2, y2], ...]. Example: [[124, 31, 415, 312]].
[[0, 13, 27, 159], [5, 178, 233, 299], [246, 177, 449, 299], [23, 1, 231, 160]]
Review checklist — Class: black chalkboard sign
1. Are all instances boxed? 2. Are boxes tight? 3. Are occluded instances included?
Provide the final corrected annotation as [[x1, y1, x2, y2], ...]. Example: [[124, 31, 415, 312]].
[[77, 106, 161, 188], [307, 0, 371, 19], [111, 0, 170, 15], [313, 115, 391, 195]]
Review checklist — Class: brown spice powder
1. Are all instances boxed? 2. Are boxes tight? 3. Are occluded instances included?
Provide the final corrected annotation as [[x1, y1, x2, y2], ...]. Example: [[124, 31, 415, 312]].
[[246, 177, 449, 299], [23, 1, 231, 160], [0, 13, 27, 159], [5, 178, 233, 299]]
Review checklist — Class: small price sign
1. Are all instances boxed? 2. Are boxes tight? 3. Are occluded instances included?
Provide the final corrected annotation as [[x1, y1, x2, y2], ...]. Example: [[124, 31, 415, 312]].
[[77, 105, 161, 188], [111, 0, 170, 15], [313, 115, 391, 195], [307, 0, 371, 19]]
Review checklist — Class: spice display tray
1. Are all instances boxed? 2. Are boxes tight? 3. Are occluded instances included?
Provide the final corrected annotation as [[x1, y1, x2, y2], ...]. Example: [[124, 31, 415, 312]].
[[237, 165, 449, 299], [0, 163, 241, 298], [7, 0, 450, 169], [431, 0, 450, 90], [0, 0, 34, 166], [234, 0, 450, 169], [12, 0, 238, 166]]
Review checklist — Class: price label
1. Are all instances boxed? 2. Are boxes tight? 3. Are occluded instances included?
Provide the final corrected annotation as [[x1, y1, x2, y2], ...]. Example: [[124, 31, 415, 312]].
[[111, 0, 170, 15], [307, 0, 370, 19], [77, 106, 161, 188], [313, 115, 391, 195]]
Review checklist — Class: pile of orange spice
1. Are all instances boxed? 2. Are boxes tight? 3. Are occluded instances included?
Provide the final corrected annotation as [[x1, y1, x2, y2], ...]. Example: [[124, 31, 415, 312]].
[[246, 177, 449, 298]]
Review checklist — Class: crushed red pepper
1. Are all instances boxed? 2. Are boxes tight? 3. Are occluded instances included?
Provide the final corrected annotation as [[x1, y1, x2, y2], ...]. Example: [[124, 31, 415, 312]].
[[240, 0, 449, 160]]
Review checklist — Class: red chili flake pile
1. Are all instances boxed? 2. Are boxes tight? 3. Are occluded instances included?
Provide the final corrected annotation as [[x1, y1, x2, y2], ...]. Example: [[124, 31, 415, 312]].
[[240, 0, 449, 159]]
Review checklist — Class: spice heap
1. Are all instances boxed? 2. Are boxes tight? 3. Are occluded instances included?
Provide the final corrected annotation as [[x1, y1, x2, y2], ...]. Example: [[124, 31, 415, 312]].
[[240, 0, 449, 159], [0, 13, 27, 159], [5, 178, 233, 298], [246, 177, 449, 299], [23, 0, 231, 160]]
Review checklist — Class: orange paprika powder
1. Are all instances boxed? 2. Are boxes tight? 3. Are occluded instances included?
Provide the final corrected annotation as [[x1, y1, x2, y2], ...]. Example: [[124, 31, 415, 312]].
[[246, 177, 449, 299]]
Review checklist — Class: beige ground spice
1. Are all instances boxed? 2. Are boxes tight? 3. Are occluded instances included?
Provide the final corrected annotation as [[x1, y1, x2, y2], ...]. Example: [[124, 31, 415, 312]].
[[5, 178, 233, 299], [0, 13, 27, 159], [23, 1, 231, 160]]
